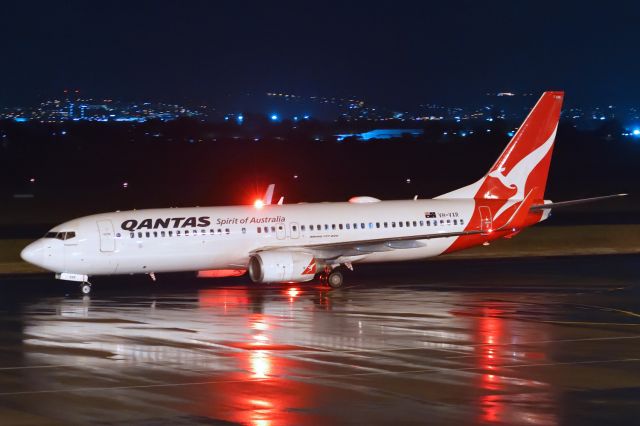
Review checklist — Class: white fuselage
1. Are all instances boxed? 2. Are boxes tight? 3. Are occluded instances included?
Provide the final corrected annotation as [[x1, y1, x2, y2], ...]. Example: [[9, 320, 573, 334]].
[[23, 198, 478, 276]]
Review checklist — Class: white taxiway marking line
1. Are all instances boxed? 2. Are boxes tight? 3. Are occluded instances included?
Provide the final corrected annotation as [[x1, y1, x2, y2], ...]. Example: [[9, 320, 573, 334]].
[[0, 358, 638, 397]]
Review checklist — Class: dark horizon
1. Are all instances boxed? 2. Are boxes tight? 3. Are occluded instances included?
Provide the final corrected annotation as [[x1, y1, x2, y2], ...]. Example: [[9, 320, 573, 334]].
[[2, 1, 640, 109]]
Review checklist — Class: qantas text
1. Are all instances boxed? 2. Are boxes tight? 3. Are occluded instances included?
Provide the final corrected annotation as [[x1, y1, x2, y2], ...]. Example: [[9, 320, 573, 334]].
[[120, 216, 286, 231]]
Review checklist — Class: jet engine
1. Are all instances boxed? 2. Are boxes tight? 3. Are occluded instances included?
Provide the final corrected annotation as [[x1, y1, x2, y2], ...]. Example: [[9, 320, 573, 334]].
[[248, 251, 317, 283]]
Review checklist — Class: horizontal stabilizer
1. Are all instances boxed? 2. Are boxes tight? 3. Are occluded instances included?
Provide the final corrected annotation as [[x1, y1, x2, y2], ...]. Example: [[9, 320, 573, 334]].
[[530, 194, 628, 211]]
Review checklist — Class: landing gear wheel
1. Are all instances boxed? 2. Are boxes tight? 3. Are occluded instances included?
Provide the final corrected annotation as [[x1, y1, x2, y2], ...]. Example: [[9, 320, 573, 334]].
[[327, 270, 344, 289], [80, 282, 92, 295]]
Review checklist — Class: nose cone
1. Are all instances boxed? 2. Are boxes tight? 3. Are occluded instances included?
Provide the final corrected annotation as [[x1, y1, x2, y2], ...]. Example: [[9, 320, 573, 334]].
[[20, 240, 45, 267]]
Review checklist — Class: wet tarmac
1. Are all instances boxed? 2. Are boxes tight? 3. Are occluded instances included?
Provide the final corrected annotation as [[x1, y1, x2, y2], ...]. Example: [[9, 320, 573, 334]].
[[0, 255, 639, 425]]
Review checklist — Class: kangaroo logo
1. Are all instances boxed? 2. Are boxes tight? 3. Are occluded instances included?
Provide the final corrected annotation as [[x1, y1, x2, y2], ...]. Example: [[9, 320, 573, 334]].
[[490, 125, 557, 220]]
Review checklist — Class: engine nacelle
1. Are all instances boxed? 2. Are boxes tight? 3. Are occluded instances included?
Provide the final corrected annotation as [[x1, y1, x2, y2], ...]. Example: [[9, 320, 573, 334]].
[[249, 251, 317, 283]]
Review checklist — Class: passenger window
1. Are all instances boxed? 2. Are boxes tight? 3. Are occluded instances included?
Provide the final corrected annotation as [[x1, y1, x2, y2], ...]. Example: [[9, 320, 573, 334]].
[[293, 225, 298, 231], [392, 222, 396, 228], [146, 232, 151, 238], [460, 219, 464, 225], [420, 220, 424, 226], [360, 223, 365, 229], [169, 231, 173, 237], [317, 224, 321, 230], [368, 223, 373, 229], [271, 226, 275, 233], [264, 226, 269, 233], [138, 232, 142, 238], [413, 221, 417, 227], [447, 219, 451, 225], [176, 230, 181, 236], [384, 222, 388, 228], [453, 219, 458, 225], [399, 222, 403, 228], [217, 229, 222, 235], [257, 228, 262, 233], [406, 221, 410, 227], [331, 224, 335, 230], [301, 225, 306, 231], [161, 231, 165, 237], [339, 224, 343, 230], [130, 232, 134, 238], [376, 222, 380, 228], [210, 229, 214, 235], [440, 220, 445, 225], [346, 223, 351, 229], [325, 224, 329, 230], [225, 228, 230, 234], [242, 227, 246, 234]]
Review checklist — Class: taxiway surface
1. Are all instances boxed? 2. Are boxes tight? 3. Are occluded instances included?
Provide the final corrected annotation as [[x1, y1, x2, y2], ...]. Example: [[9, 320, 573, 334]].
[[0, 255, 639, 425]]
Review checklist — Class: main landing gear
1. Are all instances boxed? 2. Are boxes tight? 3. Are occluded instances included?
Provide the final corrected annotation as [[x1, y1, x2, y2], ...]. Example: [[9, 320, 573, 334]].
[[319, 269, 344, 289]]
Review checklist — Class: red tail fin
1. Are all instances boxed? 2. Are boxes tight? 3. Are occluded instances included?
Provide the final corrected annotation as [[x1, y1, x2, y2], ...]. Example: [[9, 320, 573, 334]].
[[437, 91, 564, 202]]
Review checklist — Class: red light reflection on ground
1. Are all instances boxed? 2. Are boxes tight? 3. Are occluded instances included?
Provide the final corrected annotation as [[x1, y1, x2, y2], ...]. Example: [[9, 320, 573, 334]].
[[478, 307, 505, 421]]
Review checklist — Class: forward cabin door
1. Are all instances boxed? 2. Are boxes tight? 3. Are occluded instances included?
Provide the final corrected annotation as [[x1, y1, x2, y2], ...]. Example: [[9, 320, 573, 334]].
[[97, 220, 116, 252], [479, 206, 493, 234]]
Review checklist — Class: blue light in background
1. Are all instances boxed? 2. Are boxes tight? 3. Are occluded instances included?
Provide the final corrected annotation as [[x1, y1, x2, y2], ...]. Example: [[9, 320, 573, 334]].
[[633, 129, 640, 136], [237, 115, 244, 124], [13, 117, 28, 122], [507, 131, 515, 137], [303, 114, 310, 119], [270, 114, 279, 121]]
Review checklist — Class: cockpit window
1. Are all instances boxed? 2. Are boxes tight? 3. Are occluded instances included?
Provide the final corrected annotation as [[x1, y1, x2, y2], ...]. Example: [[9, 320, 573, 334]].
[[43, 231, 76, 240]]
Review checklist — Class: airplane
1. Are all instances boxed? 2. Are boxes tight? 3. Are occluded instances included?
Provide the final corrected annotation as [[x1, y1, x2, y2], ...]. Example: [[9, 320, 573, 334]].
[[20, 91, 626, 294]]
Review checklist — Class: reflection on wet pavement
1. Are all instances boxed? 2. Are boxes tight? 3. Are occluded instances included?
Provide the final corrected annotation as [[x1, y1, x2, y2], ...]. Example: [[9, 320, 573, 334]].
[[0, 256, 639, 425]]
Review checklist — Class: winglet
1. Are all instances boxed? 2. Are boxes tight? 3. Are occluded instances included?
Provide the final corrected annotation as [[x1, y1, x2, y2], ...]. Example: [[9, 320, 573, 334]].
[[263, 184, 275, 205]]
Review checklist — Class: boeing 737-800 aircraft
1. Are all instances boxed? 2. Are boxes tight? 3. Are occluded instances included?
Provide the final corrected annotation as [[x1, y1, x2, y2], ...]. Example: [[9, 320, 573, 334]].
[[20, 91, 625, 294]]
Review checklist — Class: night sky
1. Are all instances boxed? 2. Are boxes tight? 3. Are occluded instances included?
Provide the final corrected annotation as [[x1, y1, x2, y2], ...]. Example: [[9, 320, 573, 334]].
[[2, 1, 639, 108]]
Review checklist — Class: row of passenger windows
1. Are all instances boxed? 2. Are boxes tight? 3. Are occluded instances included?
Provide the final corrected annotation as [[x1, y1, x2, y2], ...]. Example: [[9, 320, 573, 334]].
[[121, 218, 465, 239], [257, 218, 464, 233], [124, 228, 244, 239]]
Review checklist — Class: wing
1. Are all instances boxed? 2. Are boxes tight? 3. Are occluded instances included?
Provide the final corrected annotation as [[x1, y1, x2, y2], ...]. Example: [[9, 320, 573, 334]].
[[253, 189, 537, 262]]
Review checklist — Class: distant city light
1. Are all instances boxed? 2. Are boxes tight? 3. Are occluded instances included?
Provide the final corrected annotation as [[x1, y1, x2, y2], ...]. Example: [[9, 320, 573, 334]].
[[29, 178, 35, 183], [270, 114, 279, 121], [122, 182, 129, 189], [507, 131, 516, 137], [633, 129, 640, 136], [303, 115, 310, 119]]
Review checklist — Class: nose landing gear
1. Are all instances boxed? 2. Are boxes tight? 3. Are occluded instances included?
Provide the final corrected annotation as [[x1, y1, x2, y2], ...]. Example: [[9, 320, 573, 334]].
[[80, 282, 92, 295]]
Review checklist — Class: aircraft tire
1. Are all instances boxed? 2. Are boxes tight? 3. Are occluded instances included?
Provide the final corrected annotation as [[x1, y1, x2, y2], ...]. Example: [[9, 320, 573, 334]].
[[327, 270, 343, 289]]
